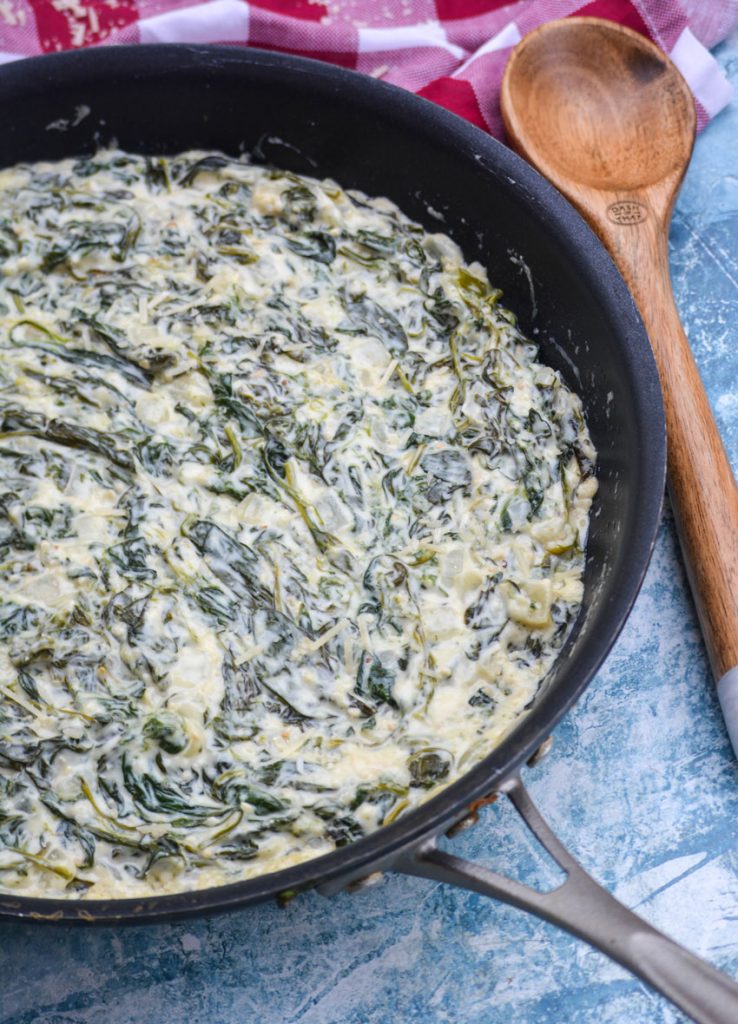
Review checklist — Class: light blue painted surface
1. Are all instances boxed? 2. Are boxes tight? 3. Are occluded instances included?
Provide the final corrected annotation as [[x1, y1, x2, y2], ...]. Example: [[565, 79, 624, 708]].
[[2, 36, 738, 1024]]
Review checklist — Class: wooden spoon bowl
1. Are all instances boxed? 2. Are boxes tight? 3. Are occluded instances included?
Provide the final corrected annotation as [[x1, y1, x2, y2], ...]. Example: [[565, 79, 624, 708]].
[[504, 20, 693, 191]]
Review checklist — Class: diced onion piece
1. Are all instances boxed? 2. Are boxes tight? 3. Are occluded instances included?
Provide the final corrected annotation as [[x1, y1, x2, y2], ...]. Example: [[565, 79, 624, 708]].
[[503, 579, 553, 629]]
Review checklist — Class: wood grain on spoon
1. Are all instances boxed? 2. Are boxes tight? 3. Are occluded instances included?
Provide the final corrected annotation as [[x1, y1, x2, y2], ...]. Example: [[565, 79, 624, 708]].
[[501, 17, 738, 683]]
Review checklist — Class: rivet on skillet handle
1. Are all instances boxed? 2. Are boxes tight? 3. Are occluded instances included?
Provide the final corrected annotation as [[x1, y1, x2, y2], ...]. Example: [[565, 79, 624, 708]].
[[444, 738, 555, 838], [397, 775, 738, 1024]]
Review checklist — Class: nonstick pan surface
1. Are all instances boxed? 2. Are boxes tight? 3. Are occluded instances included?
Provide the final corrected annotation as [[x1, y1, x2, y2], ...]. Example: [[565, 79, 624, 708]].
[[0, 44, 665, 925]]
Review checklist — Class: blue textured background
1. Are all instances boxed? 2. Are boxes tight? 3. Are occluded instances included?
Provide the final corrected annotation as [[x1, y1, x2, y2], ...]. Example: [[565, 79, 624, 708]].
[[3, 35, 738, 1024]]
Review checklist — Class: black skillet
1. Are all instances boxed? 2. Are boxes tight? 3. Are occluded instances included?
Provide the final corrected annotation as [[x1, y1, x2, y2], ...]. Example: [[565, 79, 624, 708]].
[[0, 44, 735, 1024]]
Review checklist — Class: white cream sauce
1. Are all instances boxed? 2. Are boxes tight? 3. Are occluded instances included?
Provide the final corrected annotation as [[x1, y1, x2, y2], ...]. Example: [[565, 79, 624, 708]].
[[0, 151, 596, 898]]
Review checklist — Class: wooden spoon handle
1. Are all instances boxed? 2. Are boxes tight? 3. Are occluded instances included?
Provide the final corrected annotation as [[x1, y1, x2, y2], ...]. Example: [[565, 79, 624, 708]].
[[595, 200, 738, 684]]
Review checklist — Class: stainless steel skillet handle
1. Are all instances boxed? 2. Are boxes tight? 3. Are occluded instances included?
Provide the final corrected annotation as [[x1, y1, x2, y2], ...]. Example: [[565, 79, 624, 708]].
[[397, 775, 738, 1024]]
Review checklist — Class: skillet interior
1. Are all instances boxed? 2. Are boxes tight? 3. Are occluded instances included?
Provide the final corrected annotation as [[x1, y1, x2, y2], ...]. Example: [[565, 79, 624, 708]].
[[0, 44, 665, 923]]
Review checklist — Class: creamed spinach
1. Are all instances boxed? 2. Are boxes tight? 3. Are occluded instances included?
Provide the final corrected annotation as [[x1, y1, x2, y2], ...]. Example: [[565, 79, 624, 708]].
[[0, 150, 596, 898]]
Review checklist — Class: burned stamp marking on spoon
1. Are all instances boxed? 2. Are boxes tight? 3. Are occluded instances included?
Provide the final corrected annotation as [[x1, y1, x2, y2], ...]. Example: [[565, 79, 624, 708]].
[[607, 200, 648, 225]]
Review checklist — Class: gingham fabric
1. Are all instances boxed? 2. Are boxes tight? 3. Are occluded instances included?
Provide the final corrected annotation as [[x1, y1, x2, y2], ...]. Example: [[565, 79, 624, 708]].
[[0, 0, 734, 136]]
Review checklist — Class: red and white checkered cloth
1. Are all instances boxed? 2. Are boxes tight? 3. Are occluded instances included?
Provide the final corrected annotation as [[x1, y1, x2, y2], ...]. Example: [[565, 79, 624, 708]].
[[0, 1, 734, 136]]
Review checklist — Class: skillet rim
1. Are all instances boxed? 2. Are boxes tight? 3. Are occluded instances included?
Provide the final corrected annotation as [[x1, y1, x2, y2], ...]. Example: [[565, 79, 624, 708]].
[[0, 43, 666, 924]]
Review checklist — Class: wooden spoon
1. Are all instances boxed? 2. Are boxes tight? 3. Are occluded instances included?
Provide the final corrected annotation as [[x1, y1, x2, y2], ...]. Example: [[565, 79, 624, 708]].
[[501, 17, 738, 754]]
